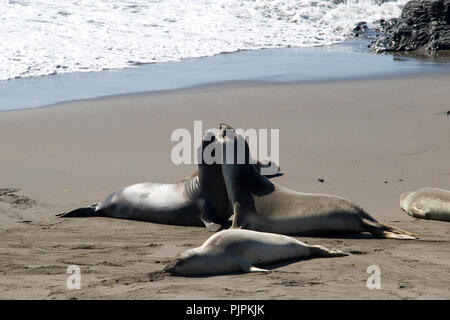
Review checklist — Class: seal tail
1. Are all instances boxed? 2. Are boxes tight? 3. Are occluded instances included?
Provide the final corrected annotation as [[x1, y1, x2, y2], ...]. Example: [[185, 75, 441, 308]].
[[57, 203, 100, 218], [362, 219, 419, 240]]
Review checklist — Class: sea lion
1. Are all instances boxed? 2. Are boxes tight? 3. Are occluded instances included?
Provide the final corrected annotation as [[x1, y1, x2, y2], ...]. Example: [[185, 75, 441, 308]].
[[216, 123, 418, 239], [58, 131, 280, 231], [164, 227, 347, 276], [400, 187, 450, 222]]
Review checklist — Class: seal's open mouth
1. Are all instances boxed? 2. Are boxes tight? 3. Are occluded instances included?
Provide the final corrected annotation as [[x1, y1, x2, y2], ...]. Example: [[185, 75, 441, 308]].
[[219, 123, 235, 138]]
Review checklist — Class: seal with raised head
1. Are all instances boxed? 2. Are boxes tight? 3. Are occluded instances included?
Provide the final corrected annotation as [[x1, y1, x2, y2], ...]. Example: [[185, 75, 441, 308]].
[[59, 131, 280, 231], [164, 226, 347, 276], [217, 123, 418, 239], [400, 187, 450, 222]]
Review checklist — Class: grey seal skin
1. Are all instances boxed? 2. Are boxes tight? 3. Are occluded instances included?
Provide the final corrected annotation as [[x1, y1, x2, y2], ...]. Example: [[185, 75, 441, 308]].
[[164, 227, 347, 276], [59, 132, 280, 232], [217, 123, 418, 239], [400, 187, 450, 222]]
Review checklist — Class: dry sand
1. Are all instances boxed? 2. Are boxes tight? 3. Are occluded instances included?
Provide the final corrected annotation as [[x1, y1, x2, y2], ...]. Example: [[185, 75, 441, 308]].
[[0, 74, 449, 299]]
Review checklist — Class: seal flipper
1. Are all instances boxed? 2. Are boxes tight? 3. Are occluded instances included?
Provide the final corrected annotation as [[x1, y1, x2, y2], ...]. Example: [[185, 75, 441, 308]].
[[234, 257, 270, 273], [255, 161, 283, 178], [231, 202, 247, 229], [57, 203, 100, 218], [308, 245, 348, 257], [200, 216, 222, 232], [362, 218, 419, 240], [248, 266, 270, 273], [409, 206, 429, 220], [199, 199, 223, 232]]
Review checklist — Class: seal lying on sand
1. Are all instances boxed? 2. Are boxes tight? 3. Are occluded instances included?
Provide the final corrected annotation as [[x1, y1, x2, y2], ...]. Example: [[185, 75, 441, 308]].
[[400, 187, 450, 222], [59, 132, 280, 231], [164, 227, 347, 276], [217, 123, 418, 239]]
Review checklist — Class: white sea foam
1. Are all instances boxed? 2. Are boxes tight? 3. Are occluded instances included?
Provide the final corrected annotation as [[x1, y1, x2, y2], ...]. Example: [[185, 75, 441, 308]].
[[0, 0, 408, 80]]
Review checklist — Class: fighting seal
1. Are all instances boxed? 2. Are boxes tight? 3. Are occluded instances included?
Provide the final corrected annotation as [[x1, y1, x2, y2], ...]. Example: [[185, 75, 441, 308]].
[[400, 187, 450, 222], [217, 123, 418, 239], [164, 227, 347, 276], [59, 132, 279, 231]]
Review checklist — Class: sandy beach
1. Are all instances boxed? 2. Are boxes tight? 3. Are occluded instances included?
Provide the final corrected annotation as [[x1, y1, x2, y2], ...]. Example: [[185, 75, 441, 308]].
[[0, 74, 449, 299]]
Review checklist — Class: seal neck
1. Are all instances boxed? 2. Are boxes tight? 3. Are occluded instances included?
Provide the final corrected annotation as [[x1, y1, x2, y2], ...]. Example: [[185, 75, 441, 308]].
[[196, 163, 231, 223], [251, 172, 275, 196], [196, 164, 224, 195], [183, 165, 224, 199]]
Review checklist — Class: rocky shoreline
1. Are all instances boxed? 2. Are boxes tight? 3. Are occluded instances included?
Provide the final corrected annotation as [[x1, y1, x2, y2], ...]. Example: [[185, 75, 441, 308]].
[[368, 0, 450, 54]]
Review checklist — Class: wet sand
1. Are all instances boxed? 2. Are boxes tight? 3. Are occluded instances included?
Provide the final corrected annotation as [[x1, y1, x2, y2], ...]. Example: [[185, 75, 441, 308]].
[[0, 74, 449, 299]]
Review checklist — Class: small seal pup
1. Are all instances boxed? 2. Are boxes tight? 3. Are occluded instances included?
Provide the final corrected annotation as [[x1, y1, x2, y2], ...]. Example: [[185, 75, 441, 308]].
[[217, 123, 418, 239], [400, 187, 450, 222], [59, 132, 280, 232], [164, 224, 347, 276]]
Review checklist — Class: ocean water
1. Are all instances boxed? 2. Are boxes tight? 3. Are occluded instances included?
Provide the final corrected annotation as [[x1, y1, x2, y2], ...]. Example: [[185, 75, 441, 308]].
[[0, 0, 409, 81], [3, 39, 450, 111]]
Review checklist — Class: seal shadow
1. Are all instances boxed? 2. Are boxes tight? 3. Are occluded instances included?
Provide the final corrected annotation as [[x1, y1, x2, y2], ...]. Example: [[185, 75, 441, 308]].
[[291, 232, 376, 240], [263, 255, 349, 272], [220, 224, 378, 239]]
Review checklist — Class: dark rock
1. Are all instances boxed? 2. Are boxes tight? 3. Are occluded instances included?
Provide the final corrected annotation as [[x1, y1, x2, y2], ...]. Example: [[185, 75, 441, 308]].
[[370, 0, 450, 53], [372, 19, 388, 32], [352, 21, 385, 40], [353, 22, 369, 37]]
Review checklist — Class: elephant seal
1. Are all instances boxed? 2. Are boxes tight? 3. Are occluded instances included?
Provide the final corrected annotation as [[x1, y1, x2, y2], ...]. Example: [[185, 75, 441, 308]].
[[400, 187, 450, 222], [216, 123, 418, 239], [59, 131, 280, 231], [164, 227, 347, 276]]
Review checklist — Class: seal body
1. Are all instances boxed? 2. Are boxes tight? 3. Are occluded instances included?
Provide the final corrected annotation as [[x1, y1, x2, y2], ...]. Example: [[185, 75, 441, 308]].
[[60, 169, 229, 231], [58, 130, 280, 231], [164, 229, 346, 276], [93, 176, 225, 229], [59, 133, 232, 231], [400, 187, 450, 222], [240, 185, 375, 235], [228, 180, 417, 239], [217, 123, 418, 239]]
